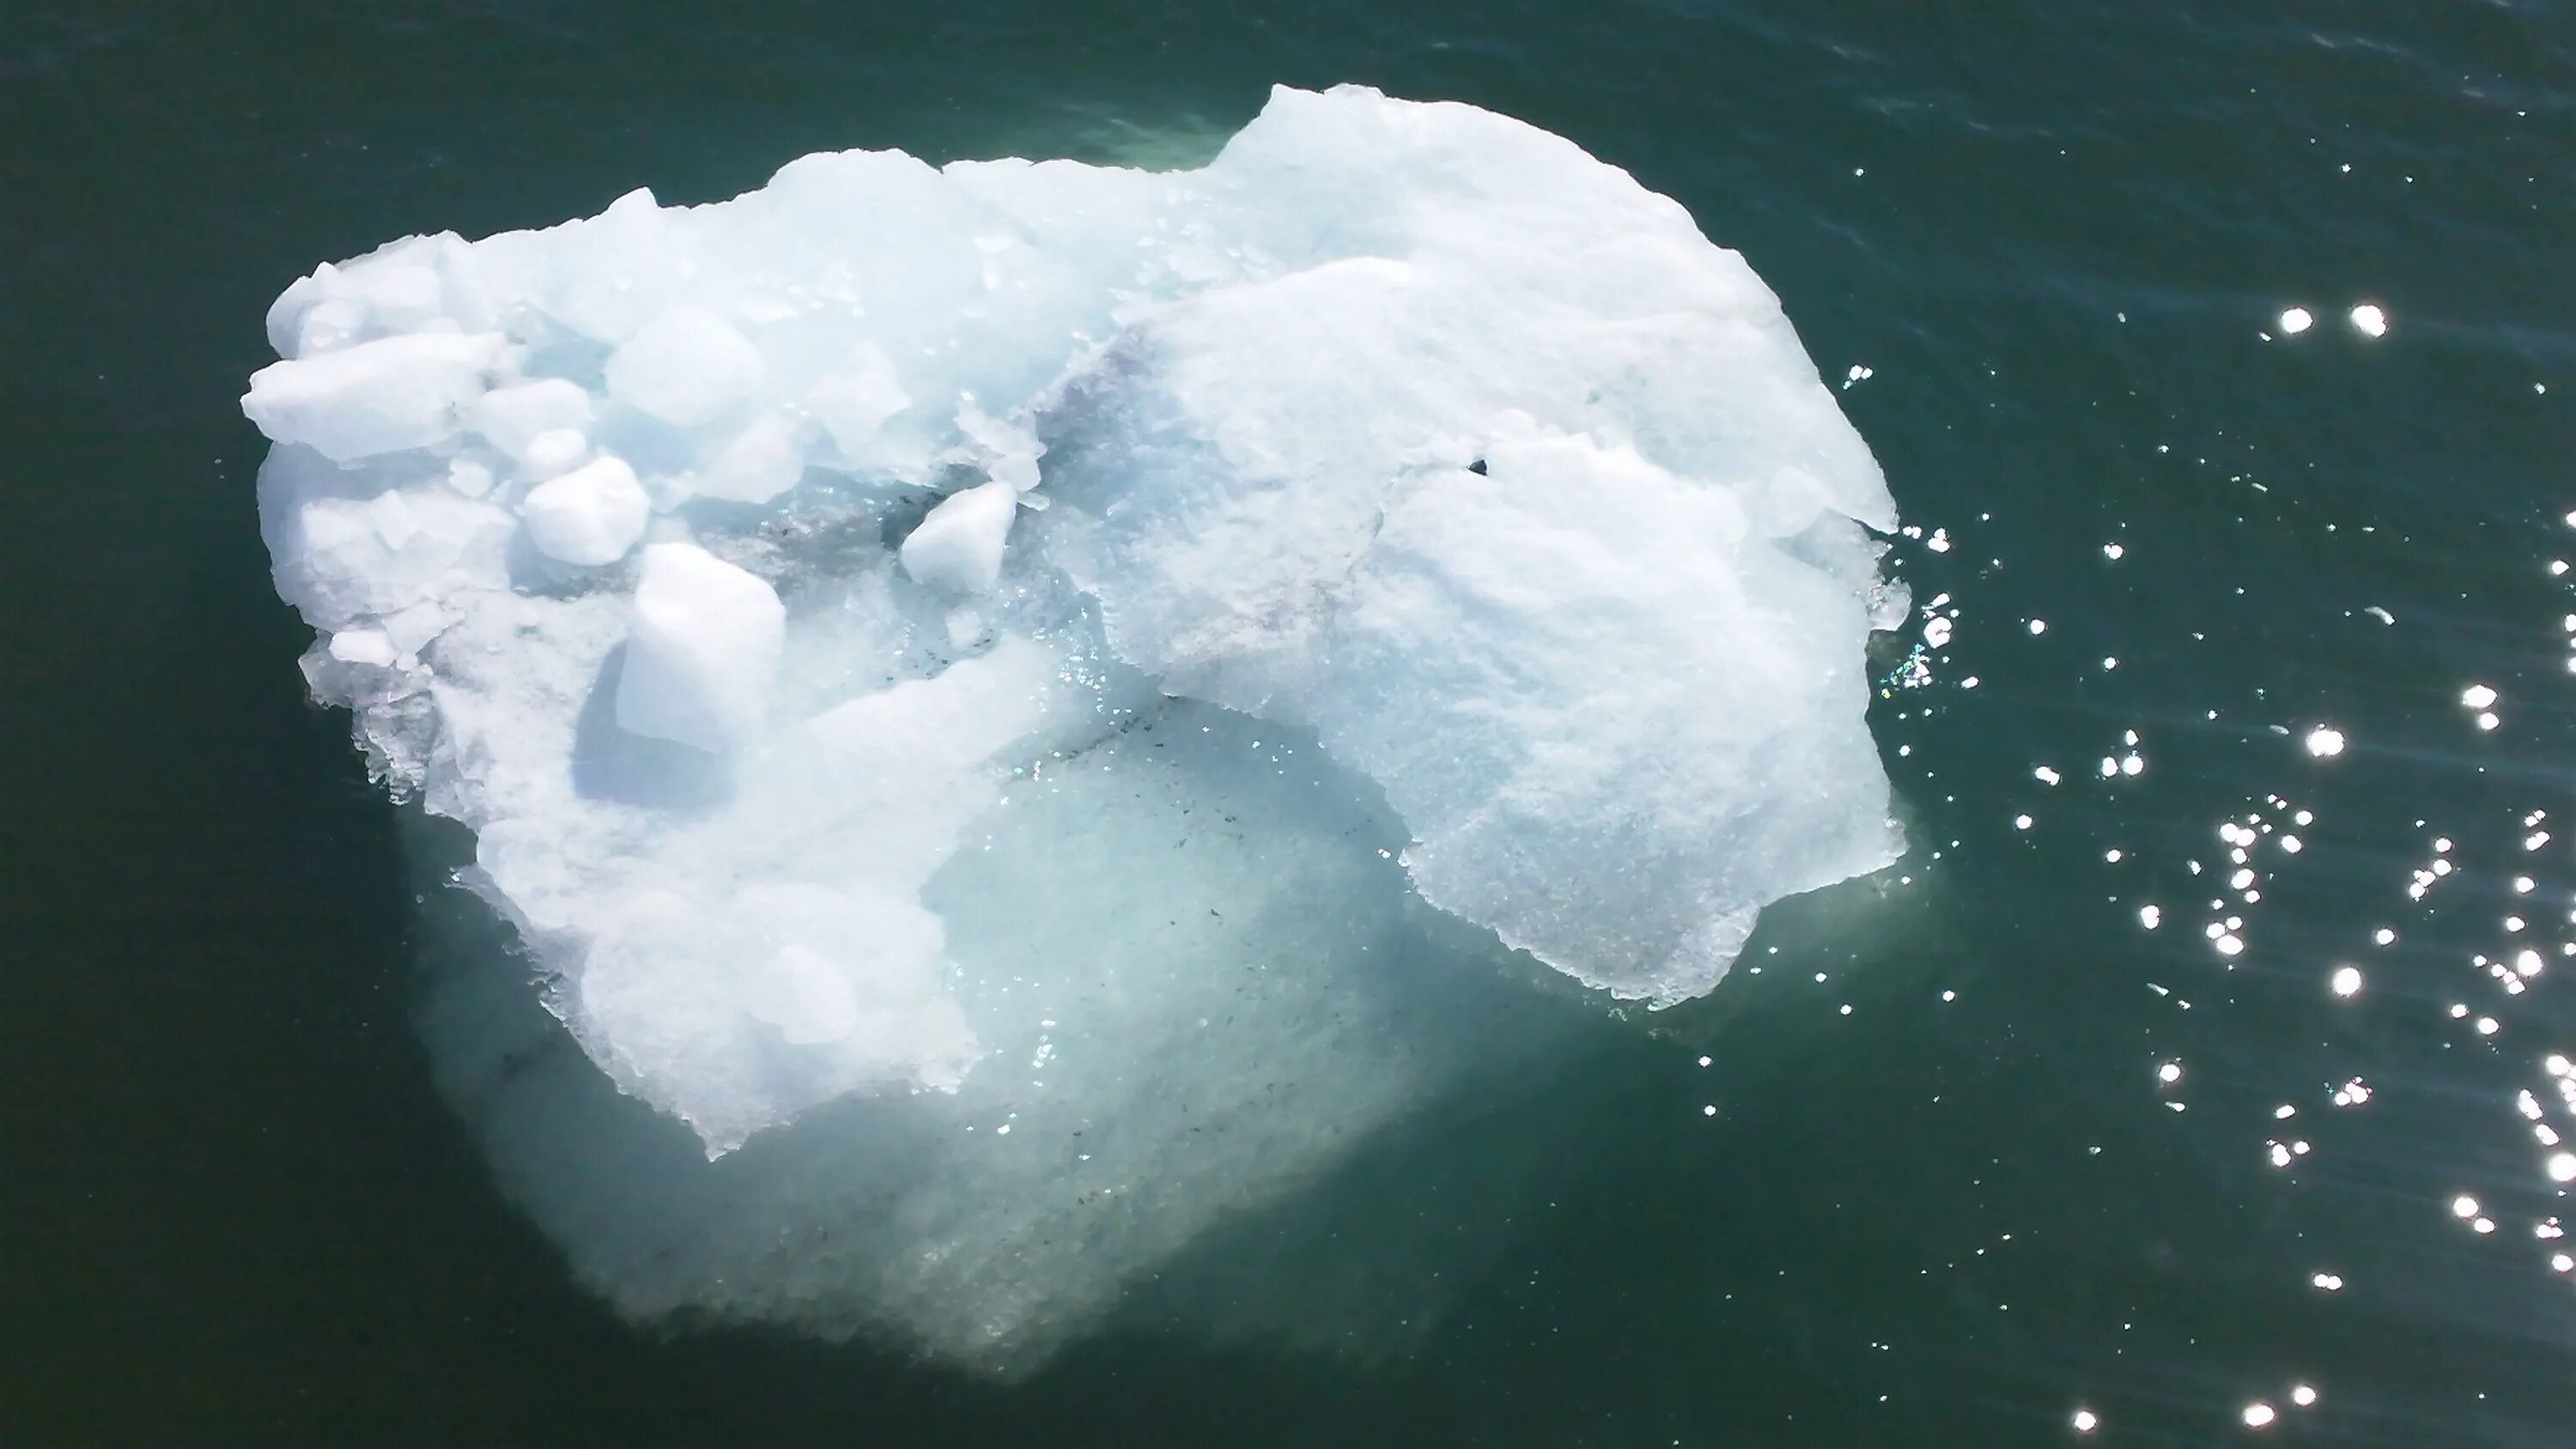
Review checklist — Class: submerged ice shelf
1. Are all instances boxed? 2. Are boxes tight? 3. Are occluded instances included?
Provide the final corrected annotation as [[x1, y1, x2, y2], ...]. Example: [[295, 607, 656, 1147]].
[[244, 84, 1905, 1365]]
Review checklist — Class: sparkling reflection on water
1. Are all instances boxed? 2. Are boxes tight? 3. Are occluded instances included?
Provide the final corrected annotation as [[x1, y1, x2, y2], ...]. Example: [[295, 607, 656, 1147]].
[[1856, 297, 2576, 1432]]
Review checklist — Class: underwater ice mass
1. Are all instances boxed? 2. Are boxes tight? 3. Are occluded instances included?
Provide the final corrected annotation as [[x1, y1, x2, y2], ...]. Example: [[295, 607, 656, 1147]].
[[245, 86, 1905, 1364]]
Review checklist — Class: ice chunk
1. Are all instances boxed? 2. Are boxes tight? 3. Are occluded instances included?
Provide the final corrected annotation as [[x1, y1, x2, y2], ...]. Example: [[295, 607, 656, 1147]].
[[411, 694, 1612, 1369], [538, 187, 686, 344], [807, 343, 913, 463], [471, 377, 595, 458], [614, 542, 786, 752], [328, 627, 399, 667], [256, 447, 515, 631], [1046, 412, 1891, 1003], [519, 457, 648, 567], [241, 331, 503, 461], [1330, 436, 1886, 1003], [263, 233, 483, 357], [446, 457, 495, 499], [689, 410, 811, 504], [605, 306, 765, 427], [519, 427, 588, 482], [899, 480, 1018, 594], [241, 83, 1907, 1369]]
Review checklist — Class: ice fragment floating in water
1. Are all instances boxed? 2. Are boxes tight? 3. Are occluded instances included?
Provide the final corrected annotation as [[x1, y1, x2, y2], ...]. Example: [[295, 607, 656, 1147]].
[[240, 85, 1905, 1368]]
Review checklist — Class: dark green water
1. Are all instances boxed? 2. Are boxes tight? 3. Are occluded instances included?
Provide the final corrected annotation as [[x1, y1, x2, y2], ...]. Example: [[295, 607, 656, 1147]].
[[7, 2, 2576, 1443]]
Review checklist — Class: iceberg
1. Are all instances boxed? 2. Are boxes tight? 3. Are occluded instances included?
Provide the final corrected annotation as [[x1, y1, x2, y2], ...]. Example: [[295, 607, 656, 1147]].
[[245, 84, 1905, 1367]]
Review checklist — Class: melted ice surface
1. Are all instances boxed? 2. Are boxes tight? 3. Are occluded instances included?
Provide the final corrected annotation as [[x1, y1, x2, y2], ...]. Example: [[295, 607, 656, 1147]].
[[245, 85, 1904, 1361]]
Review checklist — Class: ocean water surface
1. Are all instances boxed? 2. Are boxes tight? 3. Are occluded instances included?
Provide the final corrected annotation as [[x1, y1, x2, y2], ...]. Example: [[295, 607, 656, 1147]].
[[6, 1, 2576, 1442]]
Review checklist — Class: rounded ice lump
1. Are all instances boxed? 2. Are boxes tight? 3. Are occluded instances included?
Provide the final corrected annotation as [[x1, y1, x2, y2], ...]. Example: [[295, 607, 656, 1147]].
[[243, 84, 1905, 1366]]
